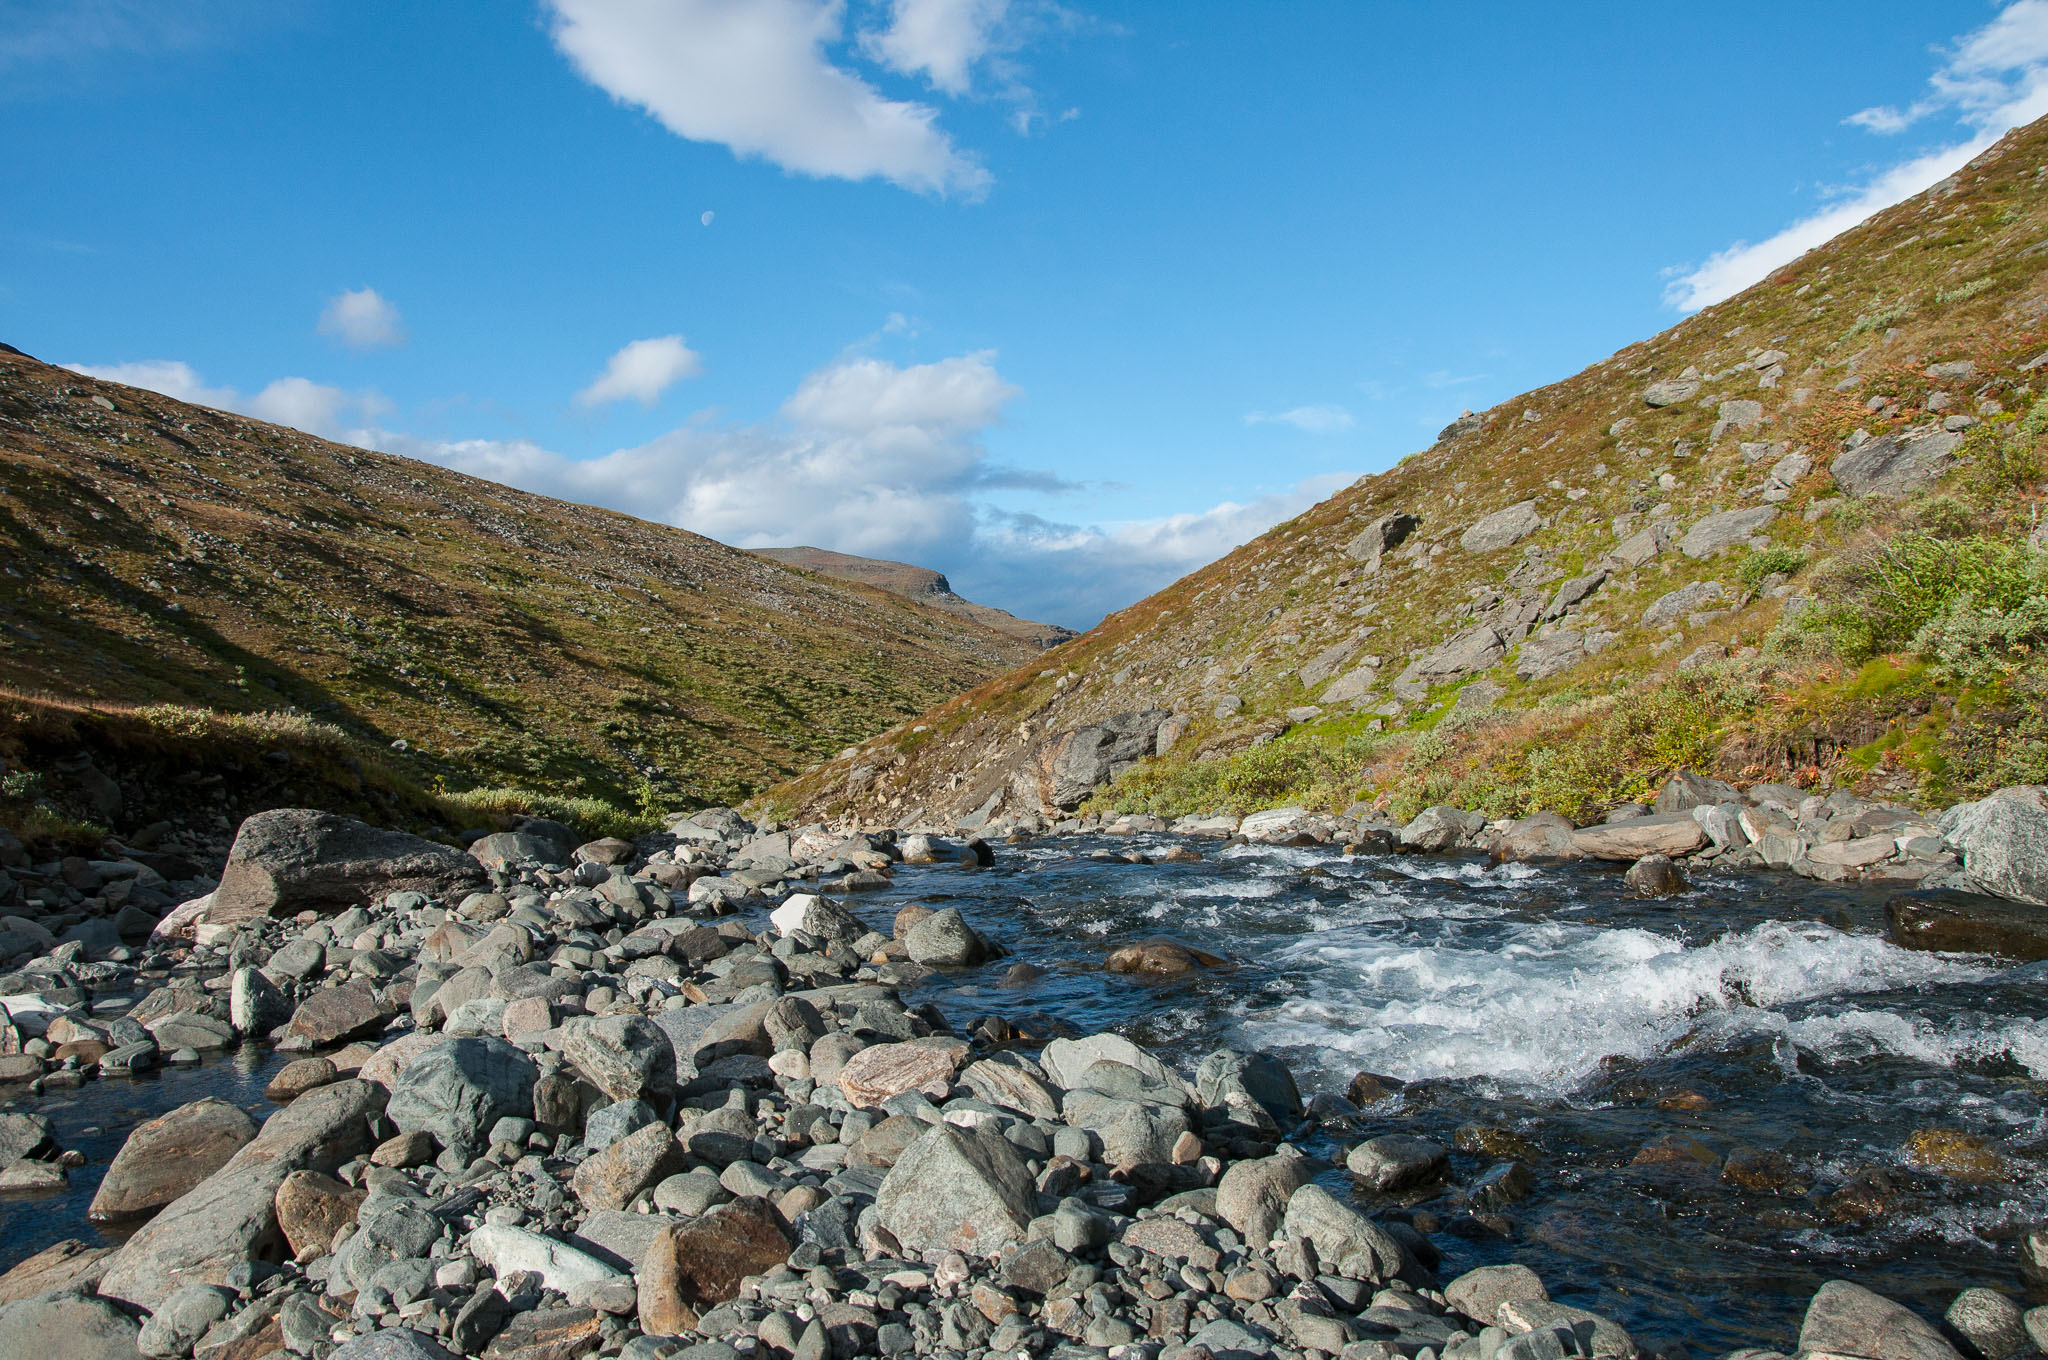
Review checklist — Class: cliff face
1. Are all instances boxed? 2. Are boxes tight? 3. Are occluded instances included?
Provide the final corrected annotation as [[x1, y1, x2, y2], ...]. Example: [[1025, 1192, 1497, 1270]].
[[750, 546, 1078, 653], [766, 117, 2048, 830], [0, 351, 1035, 809]]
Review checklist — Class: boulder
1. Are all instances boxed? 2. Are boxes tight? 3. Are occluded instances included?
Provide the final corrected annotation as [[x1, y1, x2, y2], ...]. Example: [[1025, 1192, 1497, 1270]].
[[571, 1120, 684, 1212], [1679, 506, 1778, 558], [1940, 786, 2048, 906], [208, 809, 483, 922], [1570, 815, 1707, 861], [1400, 806, 1486, 852], [1399, 628, 1505, 688], [283, 981, 394, 1047], [1345, 1135, 1449, 1192], [875, 1123, 1038, 1256], [1038, 710, 1170, 810], [1641, 580, 1728, 630], [1194, 1048, 1303, 1127], [88, 1096, 260, 1224], [0, 1289, 143, 1360], [1655, 771, 1742, 816], [1886, 889, 2048, 960], [0, 1241, 115, 1306], [1798, 1280, 1963, 1360], [639, 1198, 791, 1321], [97, 1078, 383, 1310], [1831, 428, 1965, 498], [1947, 1289, 2028, 1360], [1624, 853, 1688, 896], [1642, 376, 1700, 407], [1460, 501, 1542, 553], [560, 1014, 677, 1106], [1280, 1183, 1414, 1283], [330, 1332, 459, 1360], [1493, 812, 1577, 860], [903, 907, 992, 967], [467, 1224, 622, 1293], [469, 831, 568, 871], [1444, 1263, 1548, 1327], [385, 1036, 539, 1161], [265, 1056, 339, 1102], [837, 1041, 964, 1108], [1497, 1299, 1637, 1359], [1215, 1151, 1314, 1246], [1106, 937, 1228, 975], [274, 1168, 364, 1257], [137, 1282, 235, 1358], [1041, 1034, 1188, 1096], [767, 894, 864, 946], [229, 966, 291, 1037], [1345, 512, 1421, 570]]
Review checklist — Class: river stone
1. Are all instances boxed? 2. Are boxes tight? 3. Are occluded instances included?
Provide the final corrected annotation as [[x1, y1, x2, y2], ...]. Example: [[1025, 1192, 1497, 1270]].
[[284, 981, 393, 1047], [266, 1056, 339, 1101], [1940, 786, 2048, 906], [957, 1056, 1059, 1120], [1042, 1034, 1185, 1096], [1831, 428, 1964, 498], [876, 1122, 1037, 1256], [1655, 771, 1742, 816], [268, 936, 325, 981], [1497, 1299, 1637, 1359], [1570, 815, 1707, 861], [145, 1010, 233, 1051], [0, 1288, 144, 1360], [1401, 806, 1486, 852], [1195, 1048, 1302, 1126], [1679, 505, 1777, 558], [571, 1119, 684, 1212], [1281, 1183, 1413, 1282], [88, 1096, 260, 1224], [1798, 1280, 1963, 1360], [0, 1111, 53, 1163], [1624, 854, 1688, 897], [330, 1328, 460, 1360], [137, 1282, 234, 1358], [1216, 1150, 1315, 1246], [646, 1197, 792, 1314], [1064, 1089, 1191, 1166], [903, 907, 992, 967], [837, 1040, 963, 1108], [1105, 937, 1227, 975], [470, 830, 567, 872], [0, 1240, 115, 1306], [275, 1168, 364, 1257], [208, 808, 483, 923], [1460, 501, 1542, 553], [1493, 811, 1578, 860], [768, 894, 864, 945], [1948, 1288, 2028, 1360], [560, 1014, 677, 1106], [385, 1036, 538, 1160], [1887, 889, 2048, 959], [1445, 1263, 1548, 1326], [468, 1223, 622, 1294], [1345, 1135, 1449, 1191], [229, 966, 290, 1037], [97, 1079, 382, 1310]]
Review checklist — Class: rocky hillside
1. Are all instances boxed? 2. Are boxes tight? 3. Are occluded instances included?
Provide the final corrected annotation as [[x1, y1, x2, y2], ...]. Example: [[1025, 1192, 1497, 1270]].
[[751, 546, 1076, 652], [0, 350, 1035, 812], [768, 115, 2048, 830]]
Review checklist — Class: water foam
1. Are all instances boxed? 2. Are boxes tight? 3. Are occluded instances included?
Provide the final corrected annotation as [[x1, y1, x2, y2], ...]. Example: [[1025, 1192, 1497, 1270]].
[[1236, 917, 2001, 1095]]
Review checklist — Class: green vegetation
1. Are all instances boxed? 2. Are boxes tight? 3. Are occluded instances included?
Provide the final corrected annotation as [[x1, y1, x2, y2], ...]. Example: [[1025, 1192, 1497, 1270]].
[[1738, 546, 1807, 592]]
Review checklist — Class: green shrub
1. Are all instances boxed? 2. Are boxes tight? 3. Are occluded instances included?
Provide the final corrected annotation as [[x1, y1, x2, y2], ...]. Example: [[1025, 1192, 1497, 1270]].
[[1912, 592, 2048, 686], [1964, 397, 2047, 497], [1738, 546, 1807, 592], [434, 785, 656, 840], [1800, 533, 2046, 659]]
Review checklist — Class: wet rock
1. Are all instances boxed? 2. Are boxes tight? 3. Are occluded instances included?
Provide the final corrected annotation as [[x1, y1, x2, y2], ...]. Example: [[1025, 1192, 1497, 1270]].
[[1281, 1183, 1414, 1282], [1494, 812, 1577, 861], [385, 1036, 538, 1161], [1445, 1263, 1548, 1326], [87, 1096, 260, 1224], [1623, 854, 1687, 897], [0, 1288, 144, 1360], [0, 1111, 54, 1162], [1196, 1048, 1303, 1127], [1887, 889, 2048, 959], [265, 1055, 339, 1101], [228, 966, 290, 1037], [274, 1168, 364, 1258], [904, 907, 992, 967], [1940, 787, 2048, 907], [1106, 936, 1228, 976], [876, 1122, 1038, 1256], [208, 808, 483, 922], [1948, 1288, 2027, 1360], [1346, 1135, 1449, 1192], [1799, 1280, 1963, 1360], [1400, 806, 1487, 852], [838, 1039, 964, 1108], [1903, 1129, 2009, 1183], [768, 894, 864, 946]]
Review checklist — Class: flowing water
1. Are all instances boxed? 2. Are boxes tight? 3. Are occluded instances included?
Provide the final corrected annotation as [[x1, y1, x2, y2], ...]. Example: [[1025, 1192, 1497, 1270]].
[[5, 834, 2043, 1353]]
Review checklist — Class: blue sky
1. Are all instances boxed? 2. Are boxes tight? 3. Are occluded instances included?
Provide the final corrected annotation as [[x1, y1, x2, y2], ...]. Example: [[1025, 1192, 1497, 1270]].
[[8, 1, 2048, 629]]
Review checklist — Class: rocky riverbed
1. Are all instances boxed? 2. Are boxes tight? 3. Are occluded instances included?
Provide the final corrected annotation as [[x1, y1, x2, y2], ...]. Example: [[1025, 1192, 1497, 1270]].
[[2, 783, 2047, 1360]]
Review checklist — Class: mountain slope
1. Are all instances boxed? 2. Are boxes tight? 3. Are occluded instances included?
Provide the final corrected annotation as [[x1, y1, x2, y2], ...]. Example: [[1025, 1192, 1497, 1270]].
[[0, 350, 1034, 809], [768, 116, 2048, 829], [750, 545, 1077, 651]]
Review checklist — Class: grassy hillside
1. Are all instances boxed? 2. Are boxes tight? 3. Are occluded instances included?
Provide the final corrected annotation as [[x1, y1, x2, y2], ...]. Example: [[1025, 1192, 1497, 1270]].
[[768, 116, 2048, 828], [0, 349, 1032, 823], [750, 546, 1076, 651]]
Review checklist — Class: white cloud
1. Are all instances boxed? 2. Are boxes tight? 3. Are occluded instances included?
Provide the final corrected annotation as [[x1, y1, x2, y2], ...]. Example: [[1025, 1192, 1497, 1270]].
[[62, 359, 384, 441], [781, 350, 1014, 431], [543, 0, 990, 198], [865, 0, 1008, 95], [317, 287, 406, 350], [1667, 0, 2048, 312], [576, 335, 705, 408], [1246, 403, 1355, 434]]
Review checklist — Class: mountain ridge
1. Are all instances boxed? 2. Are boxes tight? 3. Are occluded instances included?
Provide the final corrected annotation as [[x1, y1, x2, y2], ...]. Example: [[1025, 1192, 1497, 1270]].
[[749, 545, 1077, 651]]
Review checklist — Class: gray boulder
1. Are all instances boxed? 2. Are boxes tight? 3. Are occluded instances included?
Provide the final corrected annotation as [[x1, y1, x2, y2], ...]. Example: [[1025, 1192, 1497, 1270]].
[[1654, 771, 1742, 816], [1460, 501, 1542, 553], [1515, 631, 1587, 683], [1445, 1263, 1548, 1326], [1216, 1150, 1314, 1247], [1798, 1280, 1962, 1360], [228, 966, 291, 1037], [1569, 815, 1707, 861], [1194, 1049, 1302, 1127], [1345, 512, 1420, 570], [1678, 505, 1778, 558], [209, 809, 483, 922], [1041, 710, 1170, 810], [1641, 580, 1728, 630], [98, 1079, 383, 1310], [137, 1283, 234, 1358], [88, 1096, 259, 1224], [1280, 1183, 1416, 1283], [1624, 854, 1688, 897], [1940, 786, 2048, 906], [1345, 1135, 1449, 1192], [1642, 376, 1700, 407], [1948, 1289, 2028, 1360], [560, 1014, 677, 1106], [469, 831, 568, 871], [1062, 1089, 1190, 1166], [876, 1123, 1037, 1256], [385, 1037, 538, 1160], [1832, 427, 1964, 498], [1494, 812, 1577, 861], [0, 1289, 143, 1360], [1400, 806, 1486, 852], [330, 1330, 460, 1360], [904, 907, 992, 967], [1398, 627, 1505, 694]]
